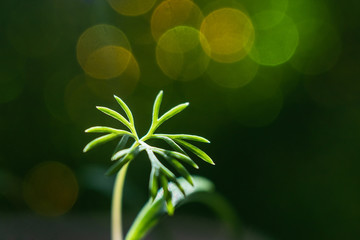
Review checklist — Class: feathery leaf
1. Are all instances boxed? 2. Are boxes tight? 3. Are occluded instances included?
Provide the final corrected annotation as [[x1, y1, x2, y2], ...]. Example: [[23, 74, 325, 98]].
[[114, 95, 134, 124], [153, 148, 199, 169], [151, 135, 186, 154], [106, 145, 140, 176], [160, 175, 174, 215], [156, 103, 189, 130], [175, 139, 215, 165], [96, 106, 132, 130], [112, 135, 129, 156], [112, 149, 131, 161], [158, 134, 210, 143], [152, 91, 163, 123], [85, 126, 133, 136], [83, 133, 119, 153], [149, 168, 159, 201]]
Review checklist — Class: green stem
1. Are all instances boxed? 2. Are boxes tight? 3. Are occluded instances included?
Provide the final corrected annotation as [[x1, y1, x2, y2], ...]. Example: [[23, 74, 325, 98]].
[[112, 162, 130, 240]]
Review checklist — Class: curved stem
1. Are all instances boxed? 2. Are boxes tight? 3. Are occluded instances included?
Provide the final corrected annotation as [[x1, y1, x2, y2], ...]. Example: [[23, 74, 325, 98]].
[[112, 162, 130, 240]]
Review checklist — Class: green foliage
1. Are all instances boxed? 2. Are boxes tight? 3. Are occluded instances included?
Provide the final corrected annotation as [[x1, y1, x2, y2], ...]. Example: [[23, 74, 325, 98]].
[[84, 91, 214, 214], [125, 176, 215, 240]]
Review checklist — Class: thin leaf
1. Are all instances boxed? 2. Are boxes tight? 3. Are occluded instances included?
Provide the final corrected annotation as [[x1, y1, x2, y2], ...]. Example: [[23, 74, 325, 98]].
[[160, 166, 185, 196], [105, 145, 140, 176], [85, 126, 133, 136], [175, 139, 215, 165], [147, 149, 185, 196], [152, 90, 163, 123], [149, 168, 159, 201], [156, 102, 189, 129], [160, 175, 174, 215], [157, 134, 210, 143], [151, 135, 186, 154], [83, 133, 119, 153], [169, 159, 194, 186], [145, 148, 160, 167], [112, 149, 131, 161], [114, 95, 134, 124], [112, 135, 129, 157], [125, 176, 215, 240], [154, 150, 193, 186], [96, 106, 132, 130], [153, 148, 199, 169]]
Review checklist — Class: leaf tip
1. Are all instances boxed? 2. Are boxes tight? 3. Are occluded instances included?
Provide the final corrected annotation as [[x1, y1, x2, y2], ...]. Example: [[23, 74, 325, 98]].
[[156, 90, 164, 100], [166, 204, 174, 216]]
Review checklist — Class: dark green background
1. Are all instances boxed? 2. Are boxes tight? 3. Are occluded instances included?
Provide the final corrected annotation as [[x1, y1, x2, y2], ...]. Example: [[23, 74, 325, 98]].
[[1, 0, 360, 239]]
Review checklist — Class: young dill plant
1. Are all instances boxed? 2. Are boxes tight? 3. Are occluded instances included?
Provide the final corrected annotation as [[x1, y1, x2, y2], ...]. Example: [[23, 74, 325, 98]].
[[83, 90, 214, 240]]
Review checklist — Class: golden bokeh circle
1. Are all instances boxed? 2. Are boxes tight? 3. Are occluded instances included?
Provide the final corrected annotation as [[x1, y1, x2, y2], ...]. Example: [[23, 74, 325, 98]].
[[107, 0, 157, 16], [151, 0, 204, 42], [156, 26, 210, 81], [23, 161, 78, 217], [86, 53, 140, 100], [84, 46, 132, 80], [200, 8, 255, 63], [76, 24, 131, 79]]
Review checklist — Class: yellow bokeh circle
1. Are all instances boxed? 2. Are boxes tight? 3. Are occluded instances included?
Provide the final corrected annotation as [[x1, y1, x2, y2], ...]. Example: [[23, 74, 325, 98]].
[[151, 0, 204, 42], [86, 53, 140, 100], [23, 161, 78, 217], [76, 24, 132, 79], [200, 8, 255, 63], [156, 26, 210, 81], [84, 46, 132, 80], [107, 0, 156, 16]]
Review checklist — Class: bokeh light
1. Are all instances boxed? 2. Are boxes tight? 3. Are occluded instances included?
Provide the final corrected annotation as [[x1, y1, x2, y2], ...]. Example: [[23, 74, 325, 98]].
[[76, 24, 132, 79], [249, 11, 298, 66], [207, 57, 259, 88], [107, 0, 156, 16], [3, 0, 358, 238], [85, 53, 140, 100], [151, 0, 204, 42], [23, 161, 78, 217], [200, 8, 255, 63], [156, 26, 210, 81], [84, 45, 132, 80]]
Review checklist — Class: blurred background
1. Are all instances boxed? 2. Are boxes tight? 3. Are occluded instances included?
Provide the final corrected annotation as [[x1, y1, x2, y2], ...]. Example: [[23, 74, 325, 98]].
[[1, 0, 359, 239]]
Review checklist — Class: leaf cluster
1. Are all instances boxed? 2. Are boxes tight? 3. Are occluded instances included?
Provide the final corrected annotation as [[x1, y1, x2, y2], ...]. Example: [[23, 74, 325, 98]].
[[84, 91, 214, 215]]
